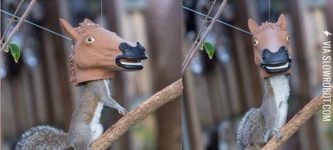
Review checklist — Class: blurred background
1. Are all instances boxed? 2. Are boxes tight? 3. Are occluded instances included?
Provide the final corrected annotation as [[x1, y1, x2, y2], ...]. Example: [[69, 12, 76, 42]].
[[182, 0, 333, 150], [1, 0, 181, 150]]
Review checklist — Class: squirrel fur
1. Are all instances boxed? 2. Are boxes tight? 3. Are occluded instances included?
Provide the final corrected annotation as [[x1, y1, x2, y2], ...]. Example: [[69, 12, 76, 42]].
[[237, 75, 290, 149], [15, 79, 126, 150]]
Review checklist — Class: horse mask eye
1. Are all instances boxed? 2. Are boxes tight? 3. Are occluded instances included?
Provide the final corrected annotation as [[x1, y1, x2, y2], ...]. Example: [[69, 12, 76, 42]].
[[253, 39, 259, 46], [286, 36, 290, 41], [85, 36, 95, 44]]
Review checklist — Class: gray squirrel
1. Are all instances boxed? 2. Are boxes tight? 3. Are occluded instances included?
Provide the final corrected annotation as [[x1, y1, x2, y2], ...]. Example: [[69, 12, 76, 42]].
[[15, 18, 147, 150], [237, 14, 292, 149], [15, 79, 127, 150], [237, 75, 290, 149]]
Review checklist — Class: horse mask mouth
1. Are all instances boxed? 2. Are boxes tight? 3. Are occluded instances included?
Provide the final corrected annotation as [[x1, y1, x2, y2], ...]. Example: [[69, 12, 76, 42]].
[[116, 42, 147, 70], [260, 46, 291, 74]]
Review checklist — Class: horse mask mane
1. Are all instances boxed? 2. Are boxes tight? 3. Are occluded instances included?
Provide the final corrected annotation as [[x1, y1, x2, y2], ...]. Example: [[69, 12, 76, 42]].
[[59, 18, 147, 85], [248, 14, 292, 78]]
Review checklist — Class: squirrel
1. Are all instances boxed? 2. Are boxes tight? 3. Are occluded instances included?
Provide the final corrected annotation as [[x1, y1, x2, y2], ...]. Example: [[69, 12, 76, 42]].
[[237, 14, 292, 149], [237, 75, 290, 149], [15, 18, 147, 150], [15, 79, 127, 150]]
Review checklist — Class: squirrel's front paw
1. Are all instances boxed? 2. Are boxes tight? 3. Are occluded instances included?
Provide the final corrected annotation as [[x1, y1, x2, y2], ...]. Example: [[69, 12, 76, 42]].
[[264, 129, 282, 142], [117, 107, 128, 115]]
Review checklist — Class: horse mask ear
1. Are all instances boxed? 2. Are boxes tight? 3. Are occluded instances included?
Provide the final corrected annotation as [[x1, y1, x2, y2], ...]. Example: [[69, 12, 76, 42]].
[[248, 18, 258, 34], [59, 18, 79, 40], [277, 14, 287, 30]]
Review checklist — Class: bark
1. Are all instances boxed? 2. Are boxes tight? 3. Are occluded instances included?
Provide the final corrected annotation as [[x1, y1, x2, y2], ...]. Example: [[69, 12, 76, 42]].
[[263, 87, 332, 150], [91, 79, 183, 150]]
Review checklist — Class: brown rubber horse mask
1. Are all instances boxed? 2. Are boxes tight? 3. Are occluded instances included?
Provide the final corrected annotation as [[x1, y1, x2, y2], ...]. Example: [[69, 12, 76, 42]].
[[59, 18, 147, 85], [248, 14, 292, 78]]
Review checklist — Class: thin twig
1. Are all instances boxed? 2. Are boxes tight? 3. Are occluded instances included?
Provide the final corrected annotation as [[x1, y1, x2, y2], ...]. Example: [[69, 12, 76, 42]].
[[188, 0, 216, 56], [262, 86, 333, 150], [0, 0, 36, 52], [181, 0, 228, 75], [1, 0, 25, 42], [91, 79, 183, 150]]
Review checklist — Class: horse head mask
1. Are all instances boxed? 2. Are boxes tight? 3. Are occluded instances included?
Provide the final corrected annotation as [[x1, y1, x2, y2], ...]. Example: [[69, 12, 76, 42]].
[[59, 18, 147, 85], [248, 14, 292, 78]]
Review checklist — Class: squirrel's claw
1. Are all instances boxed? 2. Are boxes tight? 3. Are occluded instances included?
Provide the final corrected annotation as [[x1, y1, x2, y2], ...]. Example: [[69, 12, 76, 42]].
[[117, 106, 128, 115], [263, 129, 282, 143], [103, 97, 128, 115], [273, 130, 282, 139]]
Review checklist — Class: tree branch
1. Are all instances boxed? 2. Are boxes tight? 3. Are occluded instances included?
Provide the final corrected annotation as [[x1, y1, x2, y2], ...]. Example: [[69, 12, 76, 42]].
[[262, 87, 332, 150], [0, 0, 36, 52], [181, 0, 228, 75], [187, 0, 216, 57], [1, 0, 25, 42], [91, 79, 183, 150]]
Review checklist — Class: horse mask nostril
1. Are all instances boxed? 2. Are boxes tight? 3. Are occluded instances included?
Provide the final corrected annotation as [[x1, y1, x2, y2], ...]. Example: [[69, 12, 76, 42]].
[[119, 43, 130, 51], [262, 49, 270, 60]]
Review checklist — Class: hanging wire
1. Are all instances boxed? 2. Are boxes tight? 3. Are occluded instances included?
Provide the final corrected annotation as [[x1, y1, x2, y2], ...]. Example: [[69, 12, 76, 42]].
[[0, 9, 71, 40], [269, 0, 271, 21], [100, 0, 103, 26], [182, 6, 252, 35], [1, 0, 106, 40]]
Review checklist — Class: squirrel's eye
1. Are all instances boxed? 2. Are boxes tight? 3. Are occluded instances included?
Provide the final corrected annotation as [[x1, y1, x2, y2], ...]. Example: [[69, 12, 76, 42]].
[[85, 36, 95, 44], [286, 36, 290, 41], [253, 39, 259, 46]]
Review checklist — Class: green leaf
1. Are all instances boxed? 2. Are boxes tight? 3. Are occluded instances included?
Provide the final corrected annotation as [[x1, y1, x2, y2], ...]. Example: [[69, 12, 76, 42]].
[[9, 43, 20, 63], [203, 42, 215, 59]]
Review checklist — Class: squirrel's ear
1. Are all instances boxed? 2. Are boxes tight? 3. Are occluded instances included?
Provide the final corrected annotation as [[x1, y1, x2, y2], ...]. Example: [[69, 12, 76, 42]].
[[277, 14, 287, 30], [59, 18, 79, 40], [248, 18, 258, 34]]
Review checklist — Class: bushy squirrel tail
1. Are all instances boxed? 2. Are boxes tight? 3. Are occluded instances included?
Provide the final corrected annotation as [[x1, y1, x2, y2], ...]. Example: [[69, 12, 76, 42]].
[[237, 108, 265, 149], [15, 125, 68, 150]]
